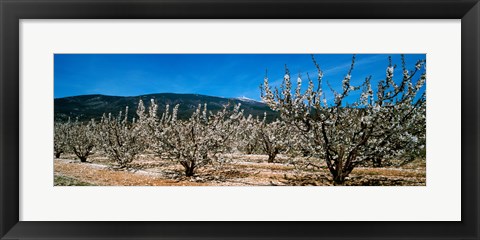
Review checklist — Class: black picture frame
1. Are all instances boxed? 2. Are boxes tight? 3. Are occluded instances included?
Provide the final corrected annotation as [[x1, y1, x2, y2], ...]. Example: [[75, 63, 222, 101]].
[[1, 0, 478, 239]]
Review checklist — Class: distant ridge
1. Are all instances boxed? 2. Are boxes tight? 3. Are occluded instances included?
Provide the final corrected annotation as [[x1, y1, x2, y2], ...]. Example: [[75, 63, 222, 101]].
[[54, 93, 279, 122]]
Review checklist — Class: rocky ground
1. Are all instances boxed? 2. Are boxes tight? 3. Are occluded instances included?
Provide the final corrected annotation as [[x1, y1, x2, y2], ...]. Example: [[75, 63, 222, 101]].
[[54, 153, 426, 186]]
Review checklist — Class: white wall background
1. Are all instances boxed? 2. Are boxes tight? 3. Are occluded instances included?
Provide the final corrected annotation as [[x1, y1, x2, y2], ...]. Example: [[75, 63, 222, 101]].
[[20, 20, 461, 221]]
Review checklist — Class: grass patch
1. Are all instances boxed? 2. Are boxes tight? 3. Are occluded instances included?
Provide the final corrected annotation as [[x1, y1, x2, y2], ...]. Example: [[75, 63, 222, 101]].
[[54, 174, 96, 186]]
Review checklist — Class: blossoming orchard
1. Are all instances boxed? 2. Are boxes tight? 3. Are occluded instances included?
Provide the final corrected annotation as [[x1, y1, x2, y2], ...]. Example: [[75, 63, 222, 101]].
[[54, 54, 426, 186]]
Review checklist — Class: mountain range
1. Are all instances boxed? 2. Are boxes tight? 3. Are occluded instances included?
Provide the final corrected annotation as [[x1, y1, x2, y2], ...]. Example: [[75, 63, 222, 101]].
[[54, 93, 280, 122]]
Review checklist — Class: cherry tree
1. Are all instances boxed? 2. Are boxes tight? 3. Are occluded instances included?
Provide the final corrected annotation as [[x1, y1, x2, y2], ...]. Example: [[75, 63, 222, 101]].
[[54, 120, 70, 158], [261, 55, 426, 184], [236, 114, 261, 154], [97, 106, 145, 168], [140, 99, 243, 176], [257, 114, 291, 163], [67, 118, 97, 162]]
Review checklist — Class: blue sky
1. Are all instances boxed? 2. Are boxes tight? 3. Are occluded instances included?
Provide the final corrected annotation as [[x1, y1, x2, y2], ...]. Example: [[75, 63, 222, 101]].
[[54, 54, 426, 102]]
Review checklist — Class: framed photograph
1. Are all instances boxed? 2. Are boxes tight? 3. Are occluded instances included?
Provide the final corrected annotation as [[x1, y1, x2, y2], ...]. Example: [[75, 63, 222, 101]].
[[1, 0, 478, 239]]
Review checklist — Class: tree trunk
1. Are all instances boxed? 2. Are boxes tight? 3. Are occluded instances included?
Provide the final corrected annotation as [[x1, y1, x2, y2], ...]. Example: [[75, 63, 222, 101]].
[[372, 157, 383, 167], [79, 156, 87, 162], [267, 153, 276, 163], [302, 149, 310, 157], [333, 173, 347, 185], [327, 162, 350, 185], [185, 166, 195, 177], [331, 164, 356, 185], [55, 152, 62, 158]]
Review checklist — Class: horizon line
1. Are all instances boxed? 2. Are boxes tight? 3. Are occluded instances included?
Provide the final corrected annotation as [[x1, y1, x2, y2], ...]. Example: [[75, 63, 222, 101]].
[[54, 92, 262, 101]]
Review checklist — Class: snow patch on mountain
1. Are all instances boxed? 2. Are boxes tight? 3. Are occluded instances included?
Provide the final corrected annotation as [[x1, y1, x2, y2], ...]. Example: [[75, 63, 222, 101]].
[[236, 96, 261, 103]]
